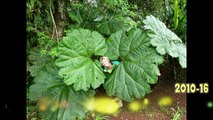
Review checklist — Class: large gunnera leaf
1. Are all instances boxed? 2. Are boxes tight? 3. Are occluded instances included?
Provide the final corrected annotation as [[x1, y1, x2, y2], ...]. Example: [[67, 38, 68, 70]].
[[29, 61, 95, 120], [104, 29, 164, 102], [143, 15, 186, 68], [27, 49, 52, 77], [56, 29, 107, 91]]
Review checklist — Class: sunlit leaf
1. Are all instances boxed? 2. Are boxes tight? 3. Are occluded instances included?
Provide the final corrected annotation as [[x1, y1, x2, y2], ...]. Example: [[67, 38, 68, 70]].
[[143, 15, 186, 68]]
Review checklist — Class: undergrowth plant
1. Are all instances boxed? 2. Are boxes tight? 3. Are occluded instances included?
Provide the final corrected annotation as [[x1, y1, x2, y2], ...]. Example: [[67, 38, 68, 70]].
[[28, 15, 186, 120], [94, 114, 109, 120], [172, 107, 184, 120]]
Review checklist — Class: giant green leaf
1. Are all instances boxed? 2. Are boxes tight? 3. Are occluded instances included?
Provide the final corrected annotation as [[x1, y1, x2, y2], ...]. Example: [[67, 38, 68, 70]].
[[104, 29, 164, 102], [29, 61, 63, 100], [143, 15, 186, 68], [55, 29, 107, 91], [27, 49, 52, 77], [29, 61, 95, 120]]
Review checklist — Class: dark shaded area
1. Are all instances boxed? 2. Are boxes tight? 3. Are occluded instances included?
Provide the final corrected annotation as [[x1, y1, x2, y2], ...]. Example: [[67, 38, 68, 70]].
[[187, 0, 213, 119], [0, 0, 26, 119]]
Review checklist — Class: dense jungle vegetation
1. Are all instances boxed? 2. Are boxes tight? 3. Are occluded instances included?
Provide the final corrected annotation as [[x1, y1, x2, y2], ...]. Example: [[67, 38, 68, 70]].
[[27, 0, 186, 119]]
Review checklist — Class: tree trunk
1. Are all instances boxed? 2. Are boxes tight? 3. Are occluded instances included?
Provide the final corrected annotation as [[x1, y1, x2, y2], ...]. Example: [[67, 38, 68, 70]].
[[54, 0, 67, 40]]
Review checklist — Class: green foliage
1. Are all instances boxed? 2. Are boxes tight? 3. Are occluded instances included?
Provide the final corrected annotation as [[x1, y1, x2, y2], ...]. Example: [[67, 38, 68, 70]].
[[67, 0, 140, 34], [98, 0, 130, 15], [29, 55, 95, 119], [34, 86, 94, 120], [164, 0, 187, 42], [27, 0, 52, 30], [173, 0, 180, 30], [143, 15, 186, 68], [67, 2, 92, 27], [104, 29, 164, 101], [97, 17, 128, 35], [27, 0, 53, 53], [171, 0, 186, 30], [27, 49, 53, 77], [27, 0, 186, 119], [172, 107, 184, 120], [27, 105, 38, 120], [94, 113, 109, 120], [128, 0, 165, 18], [29, 60, 62, 100], [37, 32, 60, 57], [55, 29, 107, 91]]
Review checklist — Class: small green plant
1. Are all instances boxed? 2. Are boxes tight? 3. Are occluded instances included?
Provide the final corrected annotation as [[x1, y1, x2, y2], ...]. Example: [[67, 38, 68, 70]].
[[171, 107, 184, 120], [164, 0, 187, 42], [94, 113, 109, 120]]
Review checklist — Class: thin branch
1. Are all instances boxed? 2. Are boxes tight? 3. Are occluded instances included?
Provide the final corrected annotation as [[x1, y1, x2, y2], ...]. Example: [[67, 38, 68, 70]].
[[49, 0, 59, 41]]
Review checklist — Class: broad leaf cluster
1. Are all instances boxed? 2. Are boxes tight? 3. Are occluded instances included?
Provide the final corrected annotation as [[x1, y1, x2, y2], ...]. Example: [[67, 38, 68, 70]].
[[28, 15, 186, 119]]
